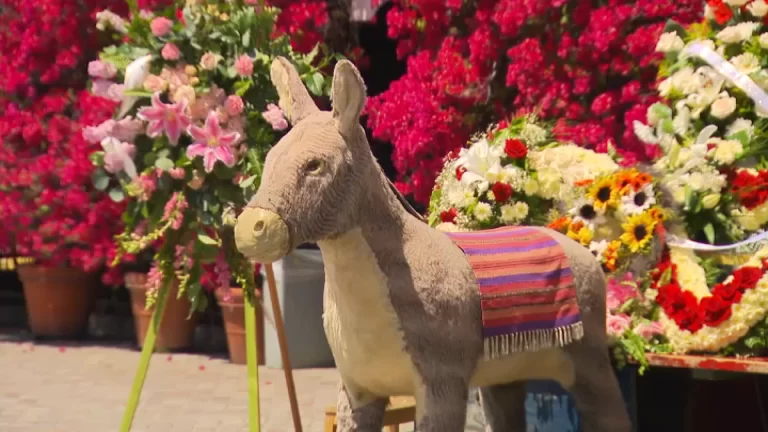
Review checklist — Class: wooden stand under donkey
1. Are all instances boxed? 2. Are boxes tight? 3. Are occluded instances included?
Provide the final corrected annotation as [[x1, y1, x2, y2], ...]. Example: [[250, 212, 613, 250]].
[[234, 57, 632, 432]]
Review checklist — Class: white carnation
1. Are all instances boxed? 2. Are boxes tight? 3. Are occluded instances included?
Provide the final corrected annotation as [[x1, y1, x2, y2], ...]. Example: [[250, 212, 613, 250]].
[[726, 118, 754, 138], [725, 0, 750, 6], [730, 52, 761, 75], [473, 202, 493, 222], [716, 22, 760, 44], [748, 0, 768, 17], [710, 96, 737, 119], [655, 32, 685, 53]]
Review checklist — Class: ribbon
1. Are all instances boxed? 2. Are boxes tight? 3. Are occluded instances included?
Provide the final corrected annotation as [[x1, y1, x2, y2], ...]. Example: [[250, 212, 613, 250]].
[[666, 231, 768, 252], [682, 41, 768, 114]]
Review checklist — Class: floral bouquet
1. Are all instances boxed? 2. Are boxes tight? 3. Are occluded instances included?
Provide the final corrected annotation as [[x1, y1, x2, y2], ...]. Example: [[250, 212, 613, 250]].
[[546, 168, 667, 275], [628, 2, 768, 355], [427, 116, 619, 232], [605, 273, 671, 373], [635, 2, 768, 245], [87, 1, 334, 309]]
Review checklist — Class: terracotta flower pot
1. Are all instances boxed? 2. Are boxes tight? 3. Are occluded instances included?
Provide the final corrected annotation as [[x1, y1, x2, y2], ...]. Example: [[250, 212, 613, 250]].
[[216, 288, 265, 365], [125, 272, 197, 351], [17, 265, 97, 338]]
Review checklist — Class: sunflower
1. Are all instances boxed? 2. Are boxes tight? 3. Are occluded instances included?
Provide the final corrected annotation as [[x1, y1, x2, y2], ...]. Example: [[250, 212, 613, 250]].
[[602, 240, 622, 272], [612, 171, 635, 192], [648, 207, 666, 223], [620, 212, 657, 253], [587, 177, 620, 211]]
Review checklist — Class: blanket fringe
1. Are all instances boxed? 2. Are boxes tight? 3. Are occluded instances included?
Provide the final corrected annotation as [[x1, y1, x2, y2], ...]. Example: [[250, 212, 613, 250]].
[[483, 322, 585, 361]]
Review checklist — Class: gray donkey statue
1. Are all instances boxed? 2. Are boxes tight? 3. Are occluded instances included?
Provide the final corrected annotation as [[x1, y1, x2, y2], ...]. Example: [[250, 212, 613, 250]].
[[234, 57, 631, 432]]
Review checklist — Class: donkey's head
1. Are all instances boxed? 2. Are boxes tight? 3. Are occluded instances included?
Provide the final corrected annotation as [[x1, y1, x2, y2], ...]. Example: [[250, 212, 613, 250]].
[[234, 57, 373, 263]]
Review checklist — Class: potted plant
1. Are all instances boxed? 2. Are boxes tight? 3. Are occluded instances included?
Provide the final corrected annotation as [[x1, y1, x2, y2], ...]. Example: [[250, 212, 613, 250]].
[[0, 0, 132, 338], [87, 1, 334, 356], [0, 90, 129, 337], [215, 265, 265, 364]]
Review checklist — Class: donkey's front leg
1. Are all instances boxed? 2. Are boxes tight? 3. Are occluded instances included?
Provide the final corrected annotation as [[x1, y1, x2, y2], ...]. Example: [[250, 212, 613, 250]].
[[414, 375, 470, 432], [335, 380, 388, 432]]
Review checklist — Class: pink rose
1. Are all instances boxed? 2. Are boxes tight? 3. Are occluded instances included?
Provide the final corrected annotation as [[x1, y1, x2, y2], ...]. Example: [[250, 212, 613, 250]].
[[606, 275, 638, 313], [150, 17, 173, 37], [88, 60, 117, 79], [112, 117, 145, 142], [143, 74, 168, 93], [199, 52, 220, 70], [169, 167, 186, 180], [91, 79, 119, 100], [161, 42, 181, 61], [106, 83, 125, 102], [606, 313, 631, 337], [225, 95, 244, 116], [82, 119, 116, 144], [633, 322, 664, 341], [234, 54, 253, 77], [103, 141, 137, 175], [262, 103, 288, 131]]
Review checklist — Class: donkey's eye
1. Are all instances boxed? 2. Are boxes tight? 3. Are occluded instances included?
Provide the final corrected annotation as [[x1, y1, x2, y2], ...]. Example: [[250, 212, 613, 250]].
[[304, 159, 325, 175]]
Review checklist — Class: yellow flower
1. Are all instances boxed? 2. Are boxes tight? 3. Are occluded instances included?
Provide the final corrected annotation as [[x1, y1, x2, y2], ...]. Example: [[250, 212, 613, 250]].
[[602, 240, 622, 272], [620, 212, 656, 253], [567, 225, 593, 246], [587, 177, 620, 211]]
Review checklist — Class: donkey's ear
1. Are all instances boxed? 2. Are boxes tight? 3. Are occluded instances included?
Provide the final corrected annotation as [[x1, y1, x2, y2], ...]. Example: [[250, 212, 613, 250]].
[[270, 57, 319, 125], [331, 60, 366, 135]]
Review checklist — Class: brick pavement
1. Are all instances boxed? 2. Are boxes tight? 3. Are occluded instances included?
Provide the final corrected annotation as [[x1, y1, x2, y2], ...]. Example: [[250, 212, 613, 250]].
[[0, 338, 346, 432]]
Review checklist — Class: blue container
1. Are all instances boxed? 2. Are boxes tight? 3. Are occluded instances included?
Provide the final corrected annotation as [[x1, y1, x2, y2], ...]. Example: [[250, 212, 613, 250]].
[[524, 368, 637, 432]]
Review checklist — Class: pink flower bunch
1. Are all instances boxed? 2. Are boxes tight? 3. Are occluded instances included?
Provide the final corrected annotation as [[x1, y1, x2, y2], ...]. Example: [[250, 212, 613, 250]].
[[0, 91, 128, 284], [607, 272, 639, 312], [367, 0, 703, 205]]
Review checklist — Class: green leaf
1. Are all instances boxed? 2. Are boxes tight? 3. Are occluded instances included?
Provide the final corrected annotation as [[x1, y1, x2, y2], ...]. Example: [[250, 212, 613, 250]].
[[122, 89, 154, 98], [234, 79, 253, 97], [743, 336, 765, 349], [703, 223, 716, 244], [727, 129, 750, 147], [239, 175, 257, 189], [197, 233, 219, 246], [154, 157, 175, 171], [109, 188, 125, 202], [241, 29, 251, 47], [305, 72, 325, 96], [143, 152, 158, 167], [90, 151, 105, 166], [92, 168, 110, 191]]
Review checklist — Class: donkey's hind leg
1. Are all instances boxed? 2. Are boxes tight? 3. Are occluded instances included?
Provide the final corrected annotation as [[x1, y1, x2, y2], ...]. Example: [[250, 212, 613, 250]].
[[478, 381, 527, 432], [565, 342, 631, 432]]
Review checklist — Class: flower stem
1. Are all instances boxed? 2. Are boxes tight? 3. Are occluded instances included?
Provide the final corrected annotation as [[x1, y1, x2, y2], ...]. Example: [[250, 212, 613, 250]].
[[245, 291, 261, 432], [120, 279, 171, 432]]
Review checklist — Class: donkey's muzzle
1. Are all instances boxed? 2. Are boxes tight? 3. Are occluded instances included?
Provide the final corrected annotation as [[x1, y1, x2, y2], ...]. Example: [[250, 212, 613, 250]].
[[235, 207, 290, 263]]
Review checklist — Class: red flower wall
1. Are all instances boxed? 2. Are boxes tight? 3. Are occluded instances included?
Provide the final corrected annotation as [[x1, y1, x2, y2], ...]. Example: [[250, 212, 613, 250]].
[[366, 0, 703, 205]]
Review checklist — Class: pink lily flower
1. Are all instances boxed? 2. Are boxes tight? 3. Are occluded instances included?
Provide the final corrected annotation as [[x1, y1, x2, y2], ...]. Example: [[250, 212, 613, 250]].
[[138, 93, 191, 145], [186, 112, 240, 172]]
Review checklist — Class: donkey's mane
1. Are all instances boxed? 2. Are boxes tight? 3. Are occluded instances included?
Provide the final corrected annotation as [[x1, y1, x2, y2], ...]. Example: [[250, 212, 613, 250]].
[[382, 172, 426, 223]]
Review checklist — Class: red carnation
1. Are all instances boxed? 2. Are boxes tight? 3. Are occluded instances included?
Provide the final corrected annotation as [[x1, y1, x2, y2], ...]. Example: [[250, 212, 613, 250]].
[[491, 182, 513, 203], [715, 281, 742, 303], [676, 308, 704, 333], [440, 208, 458, 223], [736, 267, 764, 290], [701, 294, 733, 327], [455, 166, 467, 181], [504, 138, 528, 159]]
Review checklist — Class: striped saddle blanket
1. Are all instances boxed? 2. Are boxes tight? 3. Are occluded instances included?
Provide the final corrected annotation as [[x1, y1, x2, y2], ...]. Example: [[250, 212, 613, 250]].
[[446, 226, 583, 360]]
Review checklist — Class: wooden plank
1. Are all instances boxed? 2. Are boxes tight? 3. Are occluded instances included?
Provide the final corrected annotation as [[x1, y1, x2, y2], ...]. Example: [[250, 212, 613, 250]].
[[645, 353, 768, 375]]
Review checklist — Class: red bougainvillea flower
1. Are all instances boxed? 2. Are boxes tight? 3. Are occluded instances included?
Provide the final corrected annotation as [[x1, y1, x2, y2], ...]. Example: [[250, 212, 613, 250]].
[[138, 93, 191, 145], [186, 112, 240, 172]]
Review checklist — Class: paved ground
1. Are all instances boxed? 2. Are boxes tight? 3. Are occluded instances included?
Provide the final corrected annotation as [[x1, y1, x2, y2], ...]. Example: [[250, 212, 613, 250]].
[[0, 337, 347, 432]]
